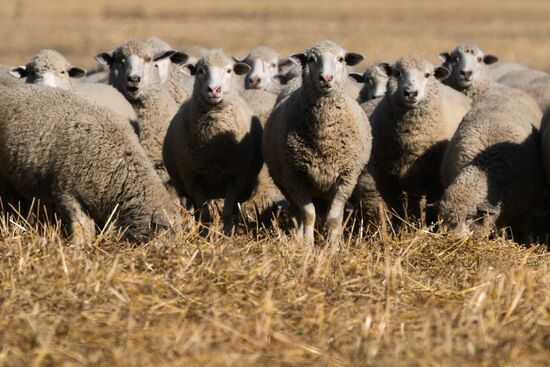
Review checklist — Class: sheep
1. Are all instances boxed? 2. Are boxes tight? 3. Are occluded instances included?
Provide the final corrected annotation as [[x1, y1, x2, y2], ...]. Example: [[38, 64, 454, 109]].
[[235, 46, 283, 93], [263, 40, 370, 246], [163, 49, 263, 235], [95, 39, 187, 191], [351, 55, 471, 225], [276, 70, 362, 104], [9, 49, 137, 127], [439, 92, 544, 240], [145, 36, 192, 104], [439, 43, 542, 122], [497, 68, 548, 89], [182, 44, 209, 66], [488, 62, 528, 81], [240, 88, 277, 125], [0, 83, 181, 243], [349, 61, 391, 116]]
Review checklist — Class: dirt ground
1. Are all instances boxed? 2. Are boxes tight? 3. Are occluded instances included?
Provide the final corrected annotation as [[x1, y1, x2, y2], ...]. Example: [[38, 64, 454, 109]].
[[0, 1, 549, 366]]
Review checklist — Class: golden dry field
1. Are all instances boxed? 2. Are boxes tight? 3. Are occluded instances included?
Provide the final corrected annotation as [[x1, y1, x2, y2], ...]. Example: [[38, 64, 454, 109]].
[[0, 1, 549, 366]]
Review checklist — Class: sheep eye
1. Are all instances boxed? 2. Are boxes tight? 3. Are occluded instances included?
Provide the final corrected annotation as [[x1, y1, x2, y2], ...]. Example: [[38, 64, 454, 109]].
[[144, 56, 152, 63], [197, 69, 205, 75], [337, 57, 344, 63], [425, 73, 430, 78], [477, 56, 483, 62], [61, 70, 66, 74], [226, 68, 231, 74], [393, 70, 400, 77], [271, 63, 277, 68]]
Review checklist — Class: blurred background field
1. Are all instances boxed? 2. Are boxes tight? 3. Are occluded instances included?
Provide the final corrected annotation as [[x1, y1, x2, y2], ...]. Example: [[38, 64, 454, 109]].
[[1, 0, 550, 70]]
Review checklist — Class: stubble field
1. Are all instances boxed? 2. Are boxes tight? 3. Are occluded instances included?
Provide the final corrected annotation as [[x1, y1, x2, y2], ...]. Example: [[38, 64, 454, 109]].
[[0, 1, 549, 366]]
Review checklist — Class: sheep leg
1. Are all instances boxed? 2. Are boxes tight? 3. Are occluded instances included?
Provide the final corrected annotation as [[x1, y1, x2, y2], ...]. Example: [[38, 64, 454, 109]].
[[190, 185, 211, 234], [56, 194, 95, 246], [222, 187, 239, 236], [294, 195, 315, 246], [326, 197, 345, 246]]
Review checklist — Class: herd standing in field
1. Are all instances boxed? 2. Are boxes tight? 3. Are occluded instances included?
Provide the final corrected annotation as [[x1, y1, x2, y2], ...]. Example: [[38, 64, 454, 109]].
[[1, 37, 549, 246]]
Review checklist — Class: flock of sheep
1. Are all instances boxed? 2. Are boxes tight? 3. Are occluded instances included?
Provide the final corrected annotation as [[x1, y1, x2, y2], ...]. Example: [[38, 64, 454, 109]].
[[0, 37, 549, 245]]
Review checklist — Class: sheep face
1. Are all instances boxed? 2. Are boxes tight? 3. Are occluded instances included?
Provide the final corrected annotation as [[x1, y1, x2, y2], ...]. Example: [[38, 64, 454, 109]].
[[97, 40, 179, 101], [350, 63, 391, 101], [291, 40, 364, 95], [438, 44, 498, 89], [238, 46, 280, 91], [183, 50, 250, 105], [387, 55, 449, 108], [364, 65, 390, 100], [9, 49, 85, 90]]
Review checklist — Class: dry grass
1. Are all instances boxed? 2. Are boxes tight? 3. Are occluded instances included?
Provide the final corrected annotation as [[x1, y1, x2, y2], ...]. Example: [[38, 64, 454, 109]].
[[0, 210, 549, 366], [1, 1, 550, 365]]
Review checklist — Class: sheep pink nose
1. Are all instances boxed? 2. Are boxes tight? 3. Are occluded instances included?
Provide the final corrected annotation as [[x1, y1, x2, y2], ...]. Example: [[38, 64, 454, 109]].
[[207, 86, 222, 94], [249, 76, 261, 85], [320, 74, 334, 83], [128, 75, 141, 84]]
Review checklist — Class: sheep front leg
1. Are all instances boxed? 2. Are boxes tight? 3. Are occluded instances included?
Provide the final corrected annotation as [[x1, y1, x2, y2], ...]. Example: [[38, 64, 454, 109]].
[[326, 197, 346, 246], [190, 184, 211, 235], [222, 186, 240, 236], [56, 194, 95, 246], [293, 194, 315, 246]]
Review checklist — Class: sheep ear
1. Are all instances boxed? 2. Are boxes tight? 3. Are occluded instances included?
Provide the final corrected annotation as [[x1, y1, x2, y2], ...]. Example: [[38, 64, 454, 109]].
[[169, 51, 189, 65], [438, 52, 451, 63], [233, 62, 251, 75], [95, 52, 113, 66], [434, 66, 450, 80], [348, 72, 365, 83], [154, 50, 175, 62], [483, 55, 498, 65], [180, 64, 196, 76], [9, 66, 29, 78], [68, 67, 86, 79], [289, 53, 307, 67], [381, 63, 392, 77], [345, 52, 364, 66], [278, 58, 293, 71]]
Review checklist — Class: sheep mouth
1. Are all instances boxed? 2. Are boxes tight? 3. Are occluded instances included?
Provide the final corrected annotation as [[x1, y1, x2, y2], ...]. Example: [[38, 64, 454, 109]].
[[207, 95, 223, 104], [458, 78, 473, 87], [403, 99, 419, 107], [127, 86, 140, 98], [319, 83, 335, 93]]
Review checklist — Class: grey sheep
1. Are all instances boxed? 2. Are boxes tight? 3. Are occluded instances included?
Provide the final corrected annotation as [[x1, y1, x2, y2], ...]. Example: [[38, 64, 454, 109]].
[[9, 49, 137, 125], [263, 40, 370, 246], [349, 61, 391, 117], [497, 68, 547, 89], [163, 49, 263, 235], [439, 43, 542, 122], [439, 93, 543, 240], [0, 83, 181, 243], [145, 36, 192, 104], [96, 39, 186, 190], [352, 55, 470, 224]]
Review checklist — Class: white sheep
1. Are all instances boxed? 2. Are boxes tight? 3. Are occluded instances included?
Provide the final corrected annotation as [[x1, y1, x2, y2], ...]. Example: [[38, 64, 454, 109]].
[[9, 49, 137, 127], [439, 92, 544, 240], [235, 46, 283, 93], [488, 62, 528, 81], [95, 39, 187, 191], [352, 55, 471, 224], [0, 83, 181, 243], [263, 40, 370, 246], [163, 49, 263, 235]]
